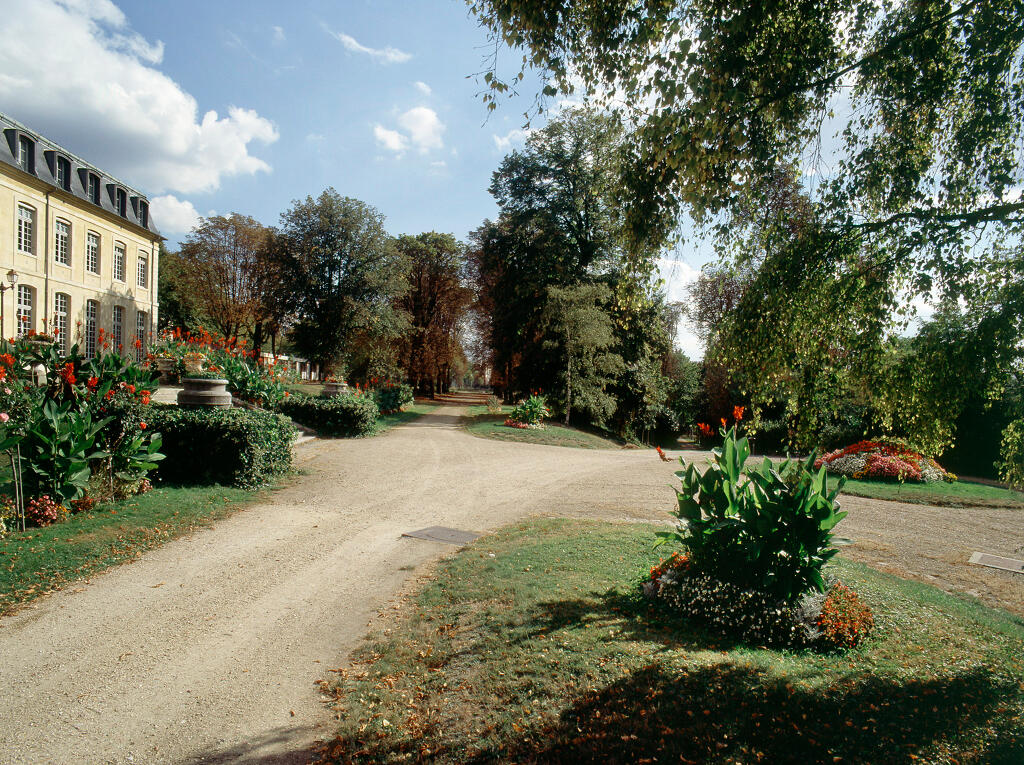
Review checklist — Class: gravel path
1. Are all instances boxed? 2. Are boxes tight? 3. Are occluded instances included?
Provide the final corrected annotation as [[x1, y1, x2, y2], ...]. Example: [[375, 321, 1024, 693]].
[[1, 393, 1021, 763]]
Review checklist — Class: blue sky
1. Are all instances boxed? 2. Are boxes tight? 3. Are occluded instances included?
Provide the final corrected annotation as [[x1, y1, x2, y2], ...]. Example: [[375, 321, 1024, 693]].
[[0, 0, 708, 355]]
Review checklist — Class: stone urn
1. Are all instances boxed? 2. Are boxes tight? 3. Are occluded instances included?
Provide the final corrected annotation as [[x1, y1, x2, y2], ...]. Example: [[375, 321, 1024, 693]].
[[177, 377, 232, 408], [25, 336, 55, 386], [155, 356, 177, 384], [322, 380, 349, 398]]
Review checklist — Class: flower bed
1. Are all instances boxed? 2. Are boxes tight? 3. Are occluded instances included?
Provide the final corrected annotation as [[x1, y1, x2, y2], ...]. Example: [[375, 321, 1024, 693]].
[[815, 440, 952, 483]]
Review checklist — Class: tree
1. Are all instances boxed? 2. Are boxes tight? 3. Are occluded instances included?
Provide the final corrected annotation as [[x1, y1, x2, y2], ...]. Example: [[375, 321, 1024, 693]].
[[274, 189, 408, 375], [156, 244, 205, 332], [471, 0, 1024, 446], [395, 233, 473, 394], [541, 283, 623, 424], [178, 214, 274, 343]]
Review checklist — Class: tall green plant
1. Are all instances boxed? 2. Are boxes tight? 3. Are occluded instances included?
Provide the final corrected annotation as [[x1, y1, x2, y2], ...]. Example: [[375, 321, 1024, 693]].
[[658, 426, 847, 600], [24, 400, 110, 502]]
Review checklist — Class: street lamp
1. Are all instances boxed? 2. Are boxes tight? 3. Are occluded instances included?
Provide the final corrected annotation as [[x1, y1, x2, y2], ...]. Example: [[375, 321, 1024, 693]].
[[0, 269, 18, 339]]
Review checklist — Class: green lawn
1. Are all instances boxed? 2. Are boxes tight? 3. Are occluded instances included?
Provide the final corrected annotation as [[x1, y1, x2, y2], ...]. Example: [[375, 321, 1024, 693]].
[[462, 407, 624, 449], [832, 476, 1024, 508], [317, 518, 1023, 764], [0, 484, 265, 614], [286, 382, 324, 396]]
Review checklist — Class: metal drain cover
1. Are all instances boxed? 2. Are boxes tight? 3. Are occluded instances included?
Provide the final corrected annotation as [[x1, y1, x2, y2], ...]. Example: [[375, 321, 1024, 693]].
[[968, 552, 1024, 574], [402, 526, 482, 546]]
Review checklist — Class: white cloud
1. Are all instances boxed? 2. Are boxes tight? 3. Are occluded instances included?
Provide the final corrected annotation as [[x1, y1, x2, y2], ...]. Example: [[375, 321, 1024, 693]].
[[150, 194, 200, 235], [414, 81, 432, 96], [0, 0, 278, 195], [272, 25, 285, 44], [493, 127, 530, 152], [397, 107, 445, 152], [323, 26, 411, 64], [374, 124, 409, 154]]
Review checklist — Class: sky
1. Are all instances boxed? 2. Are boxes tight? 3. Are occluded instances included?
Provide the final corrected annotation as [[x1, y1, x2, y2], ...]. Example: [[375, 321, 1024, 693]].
[[0, 0, 710, 356]]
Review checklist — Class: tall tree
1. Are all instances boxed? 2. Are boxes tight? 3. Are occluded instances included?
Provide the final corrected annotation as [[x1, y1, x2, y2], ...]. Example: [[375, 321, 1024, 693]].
[[275, 189, 408, 376], [156, 243, 205, 332], [541, 283, 623, 424], [178, 214, 274, 343], [395, 233, 473, 394]]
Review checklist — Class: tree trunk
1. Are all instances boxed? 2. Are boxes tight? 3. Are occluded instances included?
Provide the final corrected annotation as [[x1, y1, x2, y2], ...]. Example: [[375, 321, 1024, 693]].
[[564, 356, 572, 425]]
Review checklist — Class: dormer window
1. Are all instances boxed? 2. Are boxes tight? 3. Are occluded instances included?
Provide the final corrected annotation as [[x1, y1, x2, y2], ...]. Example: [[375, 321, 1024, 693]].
[[87, 173, 100, 205], [138, 200, 149, 228], [115, 188, 127, 217], [55, 156, 71, 190], [17, 135, 33, 174]]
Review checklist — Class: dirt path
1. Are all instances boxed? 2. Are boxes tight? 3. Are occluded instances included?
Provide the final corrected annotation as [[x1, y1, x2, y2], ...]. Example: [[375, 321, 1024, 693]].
[[1, 394, 1021, 764]]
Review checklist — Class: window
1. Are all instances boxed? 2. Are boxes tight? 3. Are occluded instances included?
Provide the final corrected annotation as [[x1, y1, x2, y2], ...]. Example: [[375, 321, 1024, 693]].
[[138, 200, 149, 228], [85, 300, 98, 358], [55, 156, 71, 190], [112, 305, 124, 351], [86, 232, 100, 274], [87, 173, 100, 205], [137, 252, 148, 288], [16, 204, 34, 254], [53, 293, 69, 353], [115, 188, 127, 217], [17, 136, 33, 174], [113, 242, 126, 281], [135, 311, 147, 361], [54, 219, 71, 266], [16, 285, 33, 338]]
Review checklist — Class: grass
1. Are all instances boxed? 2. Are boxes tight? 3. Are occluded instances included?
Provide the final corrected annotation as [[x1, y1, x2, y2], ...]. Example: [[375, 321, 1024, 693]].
[[286, 382, 324, 396], [0, 484, 264, 614], [832, 476, 1024, 509], [371, 402, 440, 435], [316, 518, 1024, 764], [462, 407, 624, 450]]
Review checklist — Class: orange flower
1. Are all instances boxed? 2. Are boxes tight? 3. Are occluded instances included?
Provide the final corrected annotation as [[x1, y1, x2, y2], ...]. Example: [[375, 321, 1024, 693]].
[[139, 422, 147, 430], [720, 417, 727, 429], [733, 405, 745, 422]]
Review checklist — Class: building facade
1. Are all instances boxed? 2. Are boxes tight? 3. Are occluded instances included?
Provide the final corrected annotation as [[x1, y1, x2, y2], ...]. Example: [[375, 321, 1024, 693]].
[[0, 113, 161, 357]]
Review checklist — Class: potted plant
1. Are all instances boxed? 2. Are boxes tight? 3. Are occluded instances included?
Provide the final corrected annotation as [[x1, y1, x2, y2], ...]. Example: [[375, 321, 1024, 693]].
[[177, 364, 232, 408]]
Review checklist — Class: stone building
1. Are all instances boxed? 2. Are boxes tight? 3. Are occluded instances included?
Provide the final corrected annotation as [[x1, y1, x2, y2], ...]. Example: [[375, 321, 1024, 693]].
[[0, 112, 161, 356]]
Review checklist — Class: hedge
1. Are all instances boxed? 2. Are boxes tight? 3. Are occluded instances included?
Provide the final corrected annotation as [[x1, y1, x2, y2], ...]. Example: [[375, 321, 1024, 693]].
[[278, 393, 379, 437], [146, 406, 294, 489]]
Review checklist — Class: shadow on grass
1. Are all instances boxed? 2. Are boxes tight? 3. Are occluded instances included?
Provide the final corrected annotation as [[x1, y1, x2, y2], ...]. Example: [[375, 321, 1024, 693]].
[[473, 661, 1021, 764]]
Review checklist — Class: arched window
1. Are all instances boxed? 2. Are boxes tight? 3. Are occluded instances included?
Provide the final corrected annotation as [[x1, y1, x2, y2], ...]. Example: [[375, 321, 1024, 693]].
[[54, 219, 71, 266], [112, 304, 124, 352], [85, 300, 98, 358], [53, 292, 69, 352], [135, 310, 148, 361], [16, 204, 35, 255], [16, 285, 33, 337]]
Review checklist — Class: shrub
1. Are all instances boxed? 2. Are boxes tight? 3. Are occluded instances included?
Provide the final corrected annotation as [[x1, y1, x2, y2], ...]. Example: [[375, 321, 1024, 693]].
[[660, 425, 846, 600], [508, 395, 549, 427], [278, 393, 379, 437], [815, 439, 951, 483], [25, 495, 68, 527], [817, 582, 875, 649], [146, 406, 294, 489], [486, 394, 503, 414], [373, 382, 414, 414], [997, 419, 1024, 490], [645, 562, 872, 650], [22, 399, 110, 503]]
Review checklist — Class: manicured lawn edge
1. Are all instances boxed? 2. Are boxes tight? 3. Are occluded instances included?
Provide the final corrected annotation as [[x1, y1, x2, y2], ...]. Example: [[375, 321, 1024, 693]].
[[460, 408, 625, 449], [0, 483, 272, 615], [314, 518, 1023, 764], [831, 476, 1024, 509]]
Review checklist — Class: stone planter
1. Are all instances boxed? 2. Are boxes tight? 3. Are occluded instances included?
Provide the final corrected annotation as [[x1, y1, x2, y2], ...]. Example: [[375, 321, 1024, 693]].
[[155, 356, 177, 384], [25, 337, 54, 386], [322, 380, 348, 398], [177, 377, 232, 408]]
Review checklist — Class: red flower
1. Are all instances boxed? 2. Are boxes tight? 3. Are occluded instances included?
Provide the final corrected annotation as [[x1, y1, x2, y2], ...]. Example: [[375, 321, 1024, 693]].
[[60, 362, 76, 387], [0, 353, 14, 367], [87, 376, 99, 391], [720, 417, 727, 429], [139, 422, 147, 430], [733, 405, 745, 422]]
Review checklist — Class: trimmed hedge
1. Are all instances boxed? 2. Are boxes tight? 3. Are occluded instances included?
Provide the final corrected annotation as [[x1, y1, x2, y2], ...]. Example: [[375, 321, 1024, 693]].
[[278, 393, 379, 437], [146, 406, 294, 489]]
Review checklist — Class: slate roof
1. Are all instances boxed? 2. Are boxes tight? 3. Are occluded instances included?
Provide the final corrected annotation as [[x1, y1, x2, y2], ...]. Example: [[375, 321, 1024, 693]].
[[0, 112, 162, 238]]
